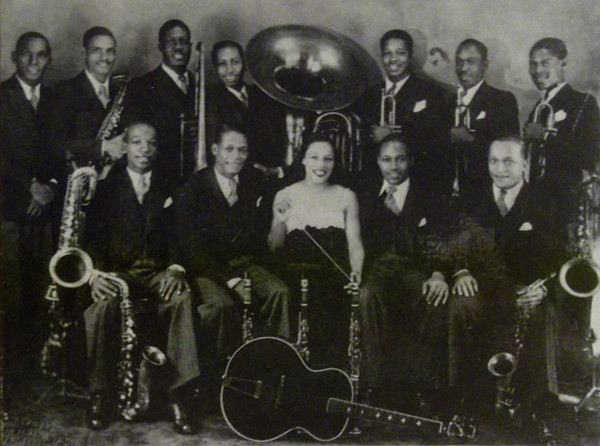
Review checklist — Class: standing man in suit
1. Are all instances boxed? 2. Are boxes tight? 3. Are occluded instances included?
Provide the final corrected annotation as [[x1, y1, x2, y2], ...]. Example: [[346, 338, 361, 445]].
[[356, 29, 445, 182], [448, 136, 563, 442], [524, 38, 600, 224], [207, 40, 286, 177], [1, 31, 59, 346], [83, 121, 201, 434], [358, 134, 449, 411], [446, 39, 519, 198], [46, 27, 124, 168], [124, 19, 196, 188], [174, 123, 291, 339]]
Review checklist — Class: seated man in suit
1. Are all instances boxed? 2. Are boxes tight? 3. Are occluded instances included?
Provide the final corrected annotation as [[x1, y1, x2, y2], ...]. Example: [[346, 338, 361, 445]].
[[124, 19, 196, 188], [1, 31, 60, 348], [355, 29, 445, 182], [207, 40, 286, 177], [46, 26, 124, 168], [445, 39, 519, 199], [524, 37, 600, 226], [448, 136, 563, 442], [83, 121, 201, 434], [174, 123, 290, 339], [358, 133, 449, 411]]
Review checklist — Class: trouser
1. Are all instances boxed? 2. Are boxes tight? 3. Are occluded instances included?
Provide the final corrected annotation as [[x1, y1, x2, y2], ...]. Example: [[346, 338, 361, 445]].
[[84, 269, 201, 394], [359, 253, 448, 397]]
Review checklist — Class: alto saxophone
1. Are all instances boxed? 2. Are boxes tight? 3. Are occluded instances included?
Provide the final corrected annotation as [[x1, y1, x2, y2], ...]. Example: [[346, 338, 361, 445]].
[[96, 74, 129, 141]]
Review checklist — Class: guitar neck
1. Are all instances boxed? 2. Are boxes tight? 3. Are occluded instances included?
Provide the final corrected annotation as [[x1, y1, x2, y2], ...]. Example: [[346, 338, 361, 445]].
[[326, 397, 445, 434]]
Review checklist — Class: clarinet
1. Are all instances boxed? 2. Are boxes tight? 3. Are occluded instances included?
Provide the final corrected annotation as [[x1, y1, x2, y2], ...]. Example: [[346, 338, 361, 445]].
[[242, 273, 253, 343], [296, 277, 310, 361], [347, 281, 361, 397]]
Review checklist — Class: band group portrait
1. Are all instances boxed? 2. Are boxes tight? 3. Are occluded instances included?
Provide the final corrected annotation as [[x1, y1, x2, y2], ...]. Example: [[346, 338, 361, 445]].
[[2, 1, 600, 445]]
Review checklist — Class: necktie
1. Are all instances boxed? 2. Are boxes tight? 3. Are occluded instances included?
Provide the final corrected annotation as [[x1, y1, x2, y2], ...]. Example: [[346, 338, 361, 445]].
[[136, 174, 149, 204], [29, 88, 39, 111], [178, 74, 188, 94], [239, 90, 249, 107], [227, 178, 238, 207], [456, 89, 468, 127], [385, 82, 397, 97], [97, 85, 109, 108], [496, 188, 508, 216], [384, 185, 401, 215]]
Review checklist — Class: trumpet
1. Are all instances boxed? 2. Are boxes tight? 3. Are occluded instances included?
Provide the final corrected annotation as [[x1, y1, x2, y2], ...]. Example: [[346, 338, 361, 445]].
[[527, 101, 557, 181], [380, 88, 402, 133], [488, 257, 600, 413]]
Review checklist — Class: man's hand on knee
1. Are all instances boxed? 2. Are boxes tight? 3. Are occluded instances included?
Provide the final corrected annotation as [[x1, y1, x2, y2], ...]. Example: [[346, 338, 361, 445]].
[[422, 271, 449, 306], [452, 272, 478, 297], [159, 268, 191, 302], [91, 276, 120, 302]]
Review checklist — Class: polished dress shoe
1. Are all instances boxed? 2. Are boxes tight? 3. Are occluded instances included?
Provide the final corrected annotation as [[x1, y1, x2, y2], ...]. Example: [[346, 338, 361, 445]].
[[170, 402, 196, 435], [87, 392, 109, 430]]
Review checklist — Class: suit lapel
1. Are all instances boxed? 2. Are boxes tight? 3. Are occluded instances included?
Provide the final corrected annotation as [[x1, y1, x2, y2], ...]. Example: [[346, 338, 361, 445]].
[[5, 76, 36, 121], [207, 168, 231, 209], [151, 66, 190, 112], [77, 71, 107, 110]]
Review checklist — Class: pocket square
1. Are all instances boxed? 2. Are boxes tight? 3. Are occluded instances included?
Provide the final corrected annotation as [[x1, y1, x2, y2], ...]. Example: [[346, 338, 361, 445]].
[[554, 110, 567, 122], [519, 222, 533, 231], [476, 111, 486, 120], [413, 99, 427, 113], [163, 197, 173, 208], [418, 217, 427, 227]]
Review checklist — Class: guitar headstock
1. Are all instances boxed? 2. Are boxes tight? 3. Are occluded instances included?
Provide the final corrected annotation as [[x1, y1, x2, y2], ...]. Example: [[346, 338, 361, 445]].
[[446, 415, 477, 440]]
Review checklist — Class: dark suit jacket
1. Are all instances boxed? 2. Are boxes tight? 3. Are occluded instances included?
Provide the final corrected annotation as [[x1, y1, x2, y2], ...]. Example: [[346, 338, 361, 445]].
[[460, 182, 562, 285], [355, 74, 446, 177], [173, 166, 268, 285], [85, 165, 172, 273], [1, 75, 58, 221], [46, 71, 117, 168], [358, 176, 435, 272], [527, 84, 600, 186], [444, 82, 520, 193], [123, 66, 196, 187], [206, 83, 287, 168]]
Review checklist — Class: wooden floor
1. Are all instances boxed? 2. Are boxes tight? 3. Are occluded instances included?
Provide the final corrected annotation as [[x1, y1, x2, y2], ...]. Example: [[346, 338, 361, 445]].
[[4, 341, 600, 446]]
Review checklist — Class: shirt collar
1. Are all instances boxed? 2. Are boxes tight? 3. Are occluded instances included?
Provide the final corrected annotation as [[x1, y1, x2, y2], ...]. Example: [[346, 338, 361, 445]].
[[542, 81, 567, 104], [493, 180, 523, 212], [385, 74, 411, 96], [226, 84, 248, 102], [15, 75, 41, 100], [85, 69, 110, 95], [161, 63, 188, 86], [457, 79, 485, 106], [126, 167, 152, 185], [379, 177, 410, 196]]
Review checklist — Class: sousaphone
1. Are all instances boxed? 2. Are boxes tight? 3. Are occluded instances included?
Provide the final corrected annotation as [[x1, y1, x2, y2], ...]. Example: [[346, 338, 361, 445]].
[[246, 25, 381, 174]]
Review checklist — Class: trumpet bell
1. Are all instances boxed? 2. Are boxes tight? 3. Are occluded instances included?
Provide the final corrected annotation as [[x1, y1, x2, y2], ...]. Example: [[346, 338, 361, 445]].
[[246, 25, 381, 112], [48, 247, 93, 288], [559, 257, 600, 298], [488, 352, 517, 377]]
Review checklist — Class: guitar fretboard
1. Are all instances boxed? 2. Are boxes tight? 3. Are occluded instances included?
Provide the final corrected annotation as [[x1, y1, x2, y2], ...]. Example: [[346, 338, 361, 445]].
[[326, 397, 445, 434]]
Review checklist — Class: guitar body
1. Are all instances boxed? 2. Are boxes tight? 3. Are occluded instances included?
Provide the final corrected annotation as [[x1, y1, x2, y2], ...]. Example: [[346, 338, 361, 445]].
[[220, 336, 353, 442]]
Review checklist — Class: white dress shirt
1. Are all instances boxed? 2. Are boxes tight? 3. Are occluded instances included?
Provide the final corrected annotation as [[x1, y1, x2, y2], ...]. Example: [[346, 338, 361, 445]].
[[161, 64, 189, 93], [226, 84, 249, 105], [542, 81, 567, 104], [85, 69, 110, 102], [379, 177, 410, 213], [493, 180, 523, 213], [126, 168, 152, 202], [457, 78, 484, 107], [15, 75, 41, 103], [385, 74, 411, 96]]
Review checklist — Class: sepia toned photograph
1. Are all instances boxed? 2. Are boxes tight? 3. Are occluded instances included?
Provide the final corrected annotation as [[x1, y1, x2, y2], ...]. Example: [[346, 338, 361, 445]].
[[1, 0, 599, 444]]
